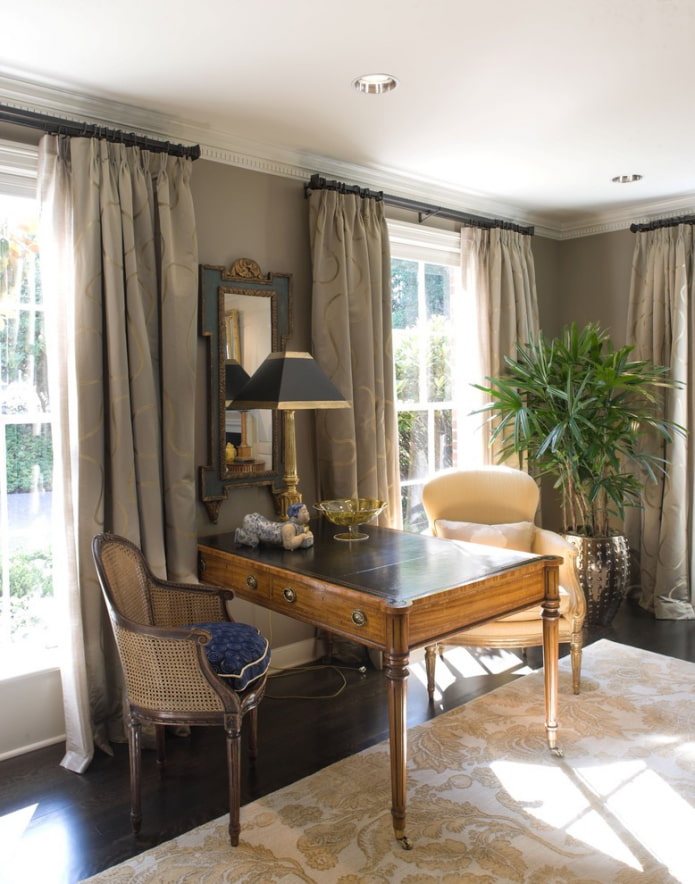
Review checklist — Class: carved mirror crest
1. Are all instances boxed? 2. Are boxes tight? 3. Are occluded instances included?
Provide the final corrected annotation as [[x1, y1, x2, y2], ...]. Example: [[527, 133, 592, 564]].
[[199, 257, 292, 521]]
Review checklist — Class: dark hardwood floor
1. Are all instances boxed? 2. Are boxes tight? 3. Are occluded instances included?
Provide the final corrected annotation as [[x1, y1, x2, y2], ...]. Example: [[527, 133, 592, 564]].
[[3, 597, 695, 884]]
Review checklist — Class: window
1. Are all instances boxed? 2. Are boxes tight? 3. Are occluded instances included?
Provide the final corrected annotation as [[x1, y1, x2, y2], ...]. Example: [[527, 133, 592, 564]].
[[390, 221, 484, 532], [0, 152, 56, 677]]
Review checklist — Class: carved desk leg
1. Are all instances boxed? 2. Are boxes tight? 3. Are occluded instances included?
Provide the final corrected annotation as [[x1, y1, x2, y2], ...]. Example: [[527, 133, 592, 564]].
[[541, 559, 562, 756], [384, 604, 413, 850]]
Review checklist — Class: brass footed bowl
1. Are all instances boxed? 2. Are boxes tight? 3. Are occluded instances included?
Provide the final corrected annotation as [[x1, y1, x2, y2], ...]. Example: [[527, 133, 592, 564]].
[[314, 498, 387, 541]]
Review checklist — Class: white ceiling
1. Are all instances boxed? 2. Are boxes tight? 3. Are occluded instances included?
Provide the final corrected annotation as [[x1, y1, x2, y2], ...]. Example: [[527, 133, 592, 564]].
[[2, 0, 695, 238]]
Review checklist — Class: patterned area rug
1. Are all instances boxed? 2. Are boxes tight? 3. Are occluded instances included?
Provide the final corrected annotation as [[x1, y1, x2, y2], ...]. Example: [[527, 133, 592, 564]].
[[82, 640, 694, 883]]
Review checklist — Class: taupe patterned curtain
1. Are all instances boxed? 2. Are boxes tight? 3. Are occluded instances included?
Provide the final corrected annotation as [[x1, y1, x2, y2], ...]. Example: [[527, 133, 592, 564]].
[[38, 135, 199, 772], [627, 223, 695, 619], [461, 226, 539, 462], [308, 187, 400, 527]]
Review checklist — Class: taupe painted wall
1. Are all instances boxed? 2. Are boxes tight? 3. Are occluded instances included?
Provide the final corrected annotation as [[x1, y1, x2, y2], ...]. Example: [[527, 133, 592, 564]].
[[192, 161, 316, 647], [533, 228, 635, 341], [555, 229, 634, 344], [192, 162, 315, 534], [531, 228, 637, 528]]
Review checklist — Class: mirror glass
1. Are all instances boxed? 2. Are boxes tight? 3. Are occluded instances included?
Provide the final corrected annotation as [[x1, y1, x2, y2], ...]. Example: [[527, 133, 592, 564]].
[[199, 258, 292, 522], [222, 293, 273, 468]]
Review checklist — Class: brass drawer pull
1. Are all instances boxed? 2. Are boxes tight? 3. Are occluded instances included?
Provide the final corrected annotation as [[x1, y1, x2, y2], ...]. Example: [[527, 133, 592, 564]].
[[351, 609, 367, 627], [246, 575, 258, 590], [282, 587, 297, 603]]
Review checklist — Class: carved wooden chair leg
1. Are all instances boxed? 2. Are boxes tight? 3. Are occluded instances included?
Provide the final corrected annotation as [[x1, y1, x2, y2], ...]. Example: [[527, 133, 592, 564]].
[[247, 707, 259, 762], [225, 720, 242, 847], [129, 717, 143, 834], [570, 634, 583, 694], [425, 644, 437, 699]]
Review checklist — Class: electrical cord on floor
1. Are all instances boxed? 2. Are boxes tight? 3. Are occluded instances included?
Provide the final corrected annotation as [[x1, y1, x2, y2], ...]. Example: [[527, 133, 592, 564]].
[[265, 662, 367, 700]]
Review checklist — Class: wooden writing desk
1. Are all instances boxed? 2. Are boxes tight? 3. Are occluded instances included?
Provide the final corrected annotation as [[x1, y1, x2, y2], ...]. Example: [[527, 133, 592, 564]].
[[198, 520, 561, 849]]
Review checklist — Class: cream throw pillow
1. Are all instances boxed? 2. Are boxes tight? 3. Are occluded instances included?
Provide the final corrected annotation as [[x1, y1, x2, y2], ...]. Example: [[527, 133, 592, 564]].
[[434, 519, 535, 552], [433, 519, 570, 621]]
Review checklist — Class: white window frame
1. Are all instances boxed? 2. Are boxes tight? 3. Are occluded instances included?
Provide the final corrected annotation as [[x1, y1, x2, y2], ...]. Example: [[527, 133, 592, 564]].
[[0, 138, 65, 760], [0, 138, 38, 198], [388, 219, 461, 266], [389, 220, 485, 530], [0, 139, 58, 678]]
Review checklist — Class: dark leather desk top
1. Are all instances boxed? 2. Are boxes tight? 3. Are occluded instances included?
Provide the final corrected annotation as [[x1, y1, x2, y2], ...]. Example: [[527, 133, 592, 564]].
[[199, 519, 543, 607]]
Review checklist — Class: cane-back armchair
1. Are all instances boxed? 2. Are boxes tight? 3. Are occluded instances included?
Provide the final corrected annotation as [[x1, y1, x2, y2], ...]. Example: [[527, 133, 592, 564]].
[[92, 533, 270, 847]]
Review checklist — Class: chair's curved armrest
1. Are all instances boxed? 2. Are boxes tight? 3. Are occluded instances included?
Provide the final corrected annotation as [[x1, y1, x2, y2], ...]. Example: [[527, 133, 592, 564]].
[[532, 527, 586, 623], [151, 575, 234, 600], [115, 616, 212, 643]]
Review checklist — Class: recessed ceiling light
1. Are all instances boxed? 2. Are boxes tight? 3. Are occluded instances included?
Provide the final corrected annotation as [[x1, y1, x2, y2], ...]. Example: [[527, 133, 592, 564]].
[[352, 73, 399, 95], [611, 174, 643, 184]]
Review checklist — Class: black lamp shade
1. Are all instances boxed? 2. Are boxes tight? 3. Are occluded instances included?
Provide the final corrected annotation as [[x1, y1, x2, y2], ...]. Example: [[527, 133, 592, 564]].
[[231, 351, 349, 410]]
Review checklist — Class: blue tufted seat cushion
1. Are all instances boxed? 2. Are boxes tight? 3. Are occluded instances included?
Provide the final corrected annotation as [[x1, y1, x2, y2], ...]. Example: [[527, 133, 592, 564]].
[[187, 621, 271, 691]]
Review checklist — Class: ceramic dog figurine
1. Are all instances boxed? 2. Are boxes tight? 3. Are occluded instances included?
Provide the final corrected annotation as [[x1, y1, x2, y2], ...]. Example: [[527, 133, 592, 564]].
[[235, 503, 314, 550]]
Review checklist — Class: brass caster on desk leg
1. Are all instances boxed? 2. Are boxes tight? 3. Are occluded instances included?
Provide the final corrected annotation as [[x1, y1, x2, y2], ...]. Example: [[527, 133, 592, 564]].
[[395, 830, 413, 850], [547, 732, 564, 757], [546, 726, 563, 757]]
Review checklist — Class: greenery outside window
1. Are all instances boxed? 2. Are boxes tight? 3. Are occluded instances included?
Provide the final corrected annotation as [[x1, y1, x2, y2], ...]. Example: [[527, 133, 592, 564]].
[[389, 221, 484, 532], [0, 177, 57, 678]]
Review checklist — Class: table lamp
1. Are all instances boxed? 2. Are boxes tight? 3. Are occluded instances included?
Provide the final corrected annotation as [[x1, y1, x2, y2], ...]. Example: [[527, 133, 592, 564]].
[[231, 351, 349, 518], [224, 359, 253, 459]]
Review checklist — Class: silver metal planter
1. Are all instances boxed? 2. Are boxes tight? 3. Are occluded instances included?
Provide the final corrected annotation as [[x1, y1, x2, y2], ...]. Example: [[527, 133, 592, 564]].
[[564, 533, 630, 627]]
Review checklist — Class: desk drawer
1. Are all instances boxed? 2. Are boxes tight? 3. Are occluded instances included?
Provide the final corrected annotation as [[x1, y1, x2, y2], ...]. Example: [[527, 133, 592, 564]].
[[270, 575, 386, 644], [199, 550, 271, 602]]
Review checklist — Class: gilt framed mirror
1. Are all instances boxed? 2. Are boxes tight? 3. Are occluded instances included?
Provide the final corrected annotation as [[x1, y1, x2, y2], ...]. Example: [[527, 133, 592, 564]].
[[199, 257, 292, 522]]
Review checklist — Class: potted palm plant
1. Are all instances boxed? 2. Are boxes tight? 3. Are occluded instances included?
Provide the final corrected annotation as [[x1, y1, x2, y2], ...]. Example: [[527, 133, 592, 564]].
[[476, 322, 683, 625]]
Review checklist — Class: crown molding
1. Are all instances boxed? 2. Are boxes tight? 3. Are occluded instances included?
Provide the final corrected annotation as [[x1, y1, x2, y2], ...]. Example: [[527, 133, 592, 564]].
[[0, 71, 197, 143], [2, 72, 693, 241], [531, 192, 695, 240]]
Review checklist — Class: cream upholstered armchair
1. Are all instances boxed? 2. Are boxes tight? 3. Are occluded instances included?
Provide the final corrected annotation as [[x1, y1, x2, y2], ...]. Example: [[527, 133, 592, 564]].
[[421, 465, 585, 697], [92, 533, 270, 847]]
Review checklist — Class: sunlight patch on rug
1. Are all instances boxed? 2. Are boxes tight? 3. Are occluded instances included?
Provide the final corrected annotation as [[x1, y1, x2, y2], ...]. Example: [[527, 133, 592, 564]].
[[491, 759, 646, 870], [581, 761, 695, 880], [82, 640, 693, 883]]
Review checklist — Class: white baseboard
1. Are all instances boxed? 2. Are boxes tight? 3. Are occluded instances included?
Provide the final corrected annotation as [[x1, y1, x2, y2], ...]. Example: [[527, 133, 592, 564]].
[[0, 666, 65, 761], [0, 733, 65, 763], [268, 637, 321, 671]]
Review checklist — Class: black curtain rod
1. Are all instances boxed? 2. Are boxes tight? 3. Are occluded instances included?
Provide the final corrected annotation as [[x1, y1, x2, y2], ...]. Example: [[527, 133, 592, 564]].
[[0, 104, 201, 160], [630, 213, 695, 233], [305, 173, 534, 236]]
